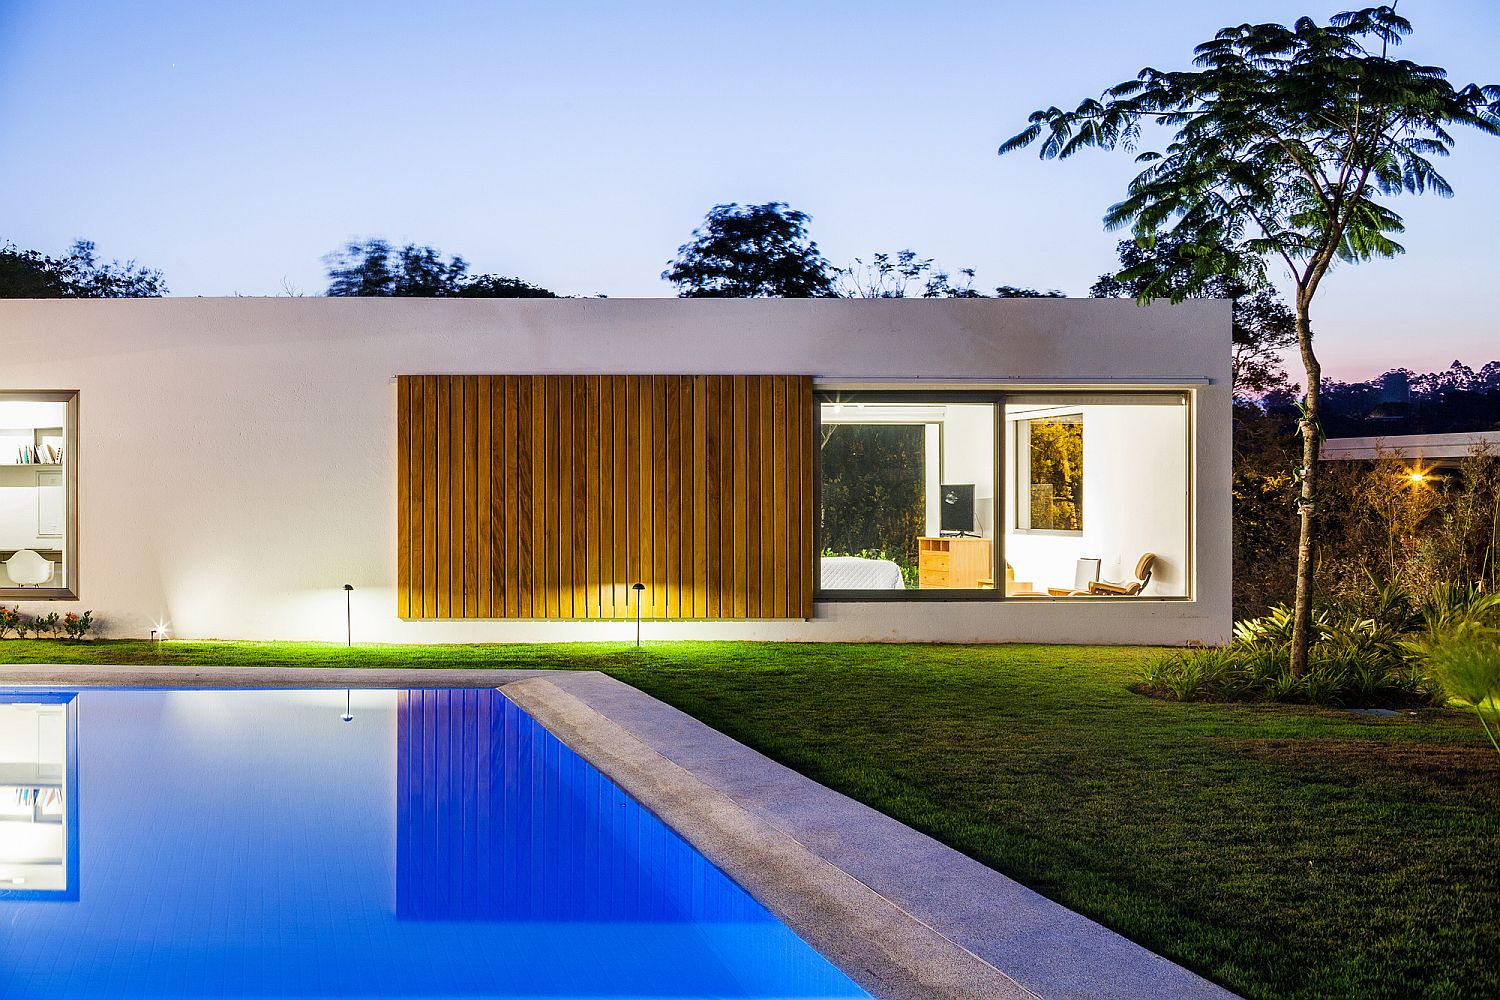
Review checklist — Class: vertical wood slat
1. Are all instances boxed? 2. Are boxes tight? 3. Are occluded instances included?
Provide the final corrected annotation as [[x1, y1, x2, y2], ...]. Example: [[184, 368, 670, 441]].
[[397, 376, 412, 620], [396, 375, 812, 620]]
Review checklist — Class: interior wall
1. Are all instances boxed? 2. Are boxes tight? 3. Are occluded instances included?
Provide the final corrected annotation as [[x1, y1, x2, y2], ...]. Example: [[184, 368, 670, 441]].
[[0, 298, 1231, 644], [1004, 401, 1189, 595], [938, 405, 996, 537]]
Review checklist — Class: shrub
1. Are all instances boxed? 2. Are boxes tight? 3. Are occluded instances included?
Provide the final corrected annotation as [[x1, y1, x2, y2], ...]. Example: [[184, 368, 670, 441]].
[[1418, 622, 1500, 755], [0, 606, 19, 639], [61, 610, 93, 641], [1139, 583, 1483, 707]]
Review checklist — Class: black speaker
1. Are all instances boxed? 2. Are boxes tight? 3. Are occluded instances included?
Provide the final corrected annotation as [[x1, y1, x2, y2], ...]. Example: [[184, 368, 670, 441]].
[[940, 483, 975, 535]]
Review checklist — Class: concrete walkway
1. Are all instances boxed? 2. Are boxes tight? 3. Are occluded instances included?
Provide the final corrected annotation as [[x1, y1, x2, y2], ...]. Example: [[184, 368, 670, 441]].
[[2, 664, 1237, 1000]]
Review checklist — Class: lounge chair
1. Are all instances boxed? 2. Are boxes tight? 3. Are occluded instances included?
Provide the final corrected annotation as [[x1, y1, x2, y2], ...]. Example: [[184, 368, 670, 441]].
[[1087, 553, 1156, 596]]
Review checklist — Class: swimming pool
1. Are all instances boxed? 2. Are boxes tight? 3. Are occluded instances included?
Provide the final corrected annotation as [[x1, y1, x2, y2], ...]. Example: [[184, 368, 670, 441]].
[[0, 687, 872, 999]]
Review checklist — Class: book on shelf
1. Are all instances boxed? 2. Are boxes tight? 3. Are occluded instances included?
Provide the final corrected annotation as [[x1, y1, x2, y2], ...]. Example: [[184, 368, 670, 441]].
[[11, 444, 61, 465]]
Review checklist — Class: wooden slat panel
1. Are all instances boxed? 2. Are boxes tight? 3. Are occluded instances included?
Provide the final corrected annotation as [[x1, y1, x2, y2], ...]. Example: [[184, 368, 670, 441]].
[[612, 375, 628, 618], [743, 377, 762, 617], [582, 376, 599, 618], [435, 377, 451, 618], [532, 376, 547, 618], [719, 376, 734, 618], [598, 376, 615, 616], [706, 376, 720, 618], [664, 376, 681, 619], [636, 377, 654, 617], [543, 376, 558, 619], [422, 377, 437, 618], [732, 376, 748, 618], [397, 374, 813, 620], [652, 376, 668, 620], [772, 377, 788, 618], [397, 377, 412, 621], [450, 377, 464, 617], [463, 376, 478, 619]]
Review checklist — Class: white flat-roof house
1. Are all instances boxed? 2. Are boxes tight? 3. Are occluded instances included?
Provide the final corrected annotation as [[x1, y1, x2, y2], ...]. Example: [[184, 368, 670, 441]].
[[0, 298, 1230, 644]]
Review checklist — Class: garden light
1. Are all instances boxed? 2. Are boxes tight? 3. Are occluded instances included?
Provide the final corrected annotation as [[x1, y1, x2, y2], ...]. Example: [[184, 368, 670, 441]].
[[632, 582, 646, 648]]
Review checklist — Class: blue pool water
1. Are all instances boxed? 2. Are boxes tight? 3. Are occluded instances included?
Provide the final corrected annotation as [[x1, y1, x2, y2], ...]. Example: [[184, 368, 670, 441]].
[[0, 688, 871, 999]]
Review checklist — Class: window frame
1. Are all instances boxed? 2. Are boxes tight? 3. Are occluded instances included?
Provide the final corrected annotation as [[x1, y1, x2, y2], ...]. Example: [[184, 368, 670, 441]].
[[1013, 408, 1086, 537], [813, 385, 1196, 603], [0, 390, 80, 601], [814, 389, 1005, 602]]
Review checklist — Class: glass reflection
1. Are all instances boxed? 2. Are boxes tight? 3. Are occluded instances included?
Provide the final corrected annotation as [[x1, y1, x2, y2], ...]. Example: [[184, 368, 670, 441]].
[[0, 693, 76, 900]]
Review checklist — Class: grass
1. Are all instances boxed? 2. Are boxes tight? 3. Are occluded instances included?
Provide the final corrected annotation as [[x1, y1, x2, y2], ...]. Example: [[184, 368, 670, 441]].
[[5, 638, 1497, 1000]]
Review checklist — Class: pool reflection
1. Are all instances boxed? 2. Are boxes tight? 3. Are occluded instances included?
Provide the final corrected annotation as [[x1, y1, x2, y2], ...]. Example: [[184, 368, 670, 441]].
[[398, 689, 769, 925], [0, 688, 869, 998]]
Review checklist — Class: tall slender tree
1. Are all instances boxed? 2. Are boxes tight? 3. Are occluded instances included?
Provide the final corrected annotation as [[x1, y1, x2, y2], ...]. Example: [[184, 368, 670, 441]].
[[1000, 5, 1500, 672]]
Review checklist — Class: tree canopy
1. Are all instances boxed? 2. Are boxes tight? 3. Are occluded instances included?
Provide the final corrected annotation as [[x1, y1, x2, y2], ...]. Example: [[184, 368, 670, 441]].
[[663, 203, 836, 298], [324, 239, 557, 297], [0, 240, 167, 297]]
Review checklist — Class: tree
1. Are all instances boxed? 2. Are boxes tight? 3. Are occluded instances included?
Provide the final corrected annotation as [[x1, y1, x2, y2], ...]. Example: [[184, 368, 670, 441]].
[[1, 240, 167, 297], [1000, 5, 1500, 674], [663, 203, 835, 297], [992, 285, 1065, 299], [1091, 237, 1296, 397], [324, 239, 556, 297], [837, 249, 1064, 299]]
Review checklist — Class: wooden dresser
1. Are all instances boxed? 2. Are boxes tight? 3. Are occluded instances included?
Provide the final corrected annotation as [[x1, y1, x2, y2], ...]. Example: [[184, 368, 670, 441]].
[[917, 536, 993, 589]]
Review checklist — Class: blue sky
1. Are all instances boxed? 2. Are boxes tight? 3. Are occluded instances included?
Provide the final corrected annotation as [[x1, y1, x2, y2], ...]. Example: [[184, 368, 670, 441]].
[[1, 0, 1496, 380]]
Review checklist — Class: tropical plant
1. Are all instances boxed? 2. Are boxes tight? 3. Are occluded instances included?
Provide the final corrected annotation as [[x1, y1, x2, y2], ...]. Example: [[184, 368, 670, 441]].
[[1000, 5, 1500, 676], [1418, 622, 1500, 755]]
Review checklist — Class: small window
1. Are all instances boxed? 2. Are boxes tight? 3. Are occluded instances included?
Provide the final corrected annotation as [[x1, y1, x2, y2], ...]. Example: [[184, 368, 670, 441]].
[[1017, 413, 1083, 532], [0, 391, 78, 600]]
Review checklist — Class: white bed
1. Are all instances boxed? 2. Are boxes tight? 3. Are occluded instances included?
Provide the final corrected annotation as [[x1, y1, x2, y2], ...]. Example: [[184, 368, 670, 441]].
[[820, 555, 906, 590]]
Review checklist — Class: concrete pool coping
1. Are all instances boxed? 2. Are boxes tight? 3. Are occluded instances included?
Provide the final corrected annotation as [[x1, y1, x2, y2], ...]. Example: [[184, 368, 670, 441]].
[[1, 663, 1237, 1000]]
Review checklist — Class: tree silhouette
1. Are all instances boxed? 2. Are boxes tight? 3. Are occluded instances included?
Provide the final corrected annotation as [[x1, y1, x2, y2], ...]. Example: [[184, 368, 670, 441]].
[[1001, 5, 1500, 672], [663, 203, 835, 298], [0, 240, 166, 297], [324, 239, 556, 297]]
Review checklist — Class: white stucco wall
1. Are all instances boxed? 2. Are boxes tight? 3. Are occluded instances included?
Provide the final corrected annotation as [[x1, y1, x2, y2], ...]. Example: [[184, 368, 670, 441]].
[[0, 297, 1231, 644]]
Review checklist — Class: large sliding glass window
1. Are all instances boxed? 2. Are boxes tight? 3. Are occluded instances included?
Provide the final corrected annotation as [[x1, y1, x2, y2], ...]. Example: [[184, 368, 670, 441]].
[[818, 394, 997, 594], [0, 391, 78, 600], [817, 388, 1192, 600]]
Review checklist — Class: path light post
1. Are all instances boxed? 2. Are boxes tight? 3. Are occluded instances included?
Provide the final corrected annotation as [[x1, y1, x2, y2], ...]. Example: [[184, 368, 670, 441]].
[[343, 584, 353, 647], [632, 582, 646, 648]]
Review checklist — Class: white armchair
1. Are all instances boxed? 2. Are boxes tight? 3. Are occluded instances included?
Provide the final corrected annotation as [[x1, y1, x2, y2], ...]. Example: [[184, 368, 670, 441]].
[[4, 549, 54, 587]]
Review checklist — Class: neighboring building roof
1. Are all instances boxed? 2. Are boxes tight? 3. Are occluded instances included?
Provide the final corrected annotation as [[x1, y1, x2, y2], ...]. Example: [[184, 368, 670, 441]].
[[1322, 430, 1500, 463]]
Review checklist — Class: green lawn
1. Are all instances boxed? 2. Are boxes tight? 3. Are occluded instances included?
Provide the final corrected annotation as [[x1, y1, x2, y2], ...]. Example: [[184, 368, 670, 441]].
[[4, 639, 1496, 1000]]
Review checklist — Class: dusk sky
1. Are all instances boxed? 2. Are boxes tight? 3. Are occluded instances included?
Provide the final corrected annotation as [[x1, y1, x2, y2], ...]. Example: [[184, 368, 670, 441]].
[[2, 0, 1496, 381]]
